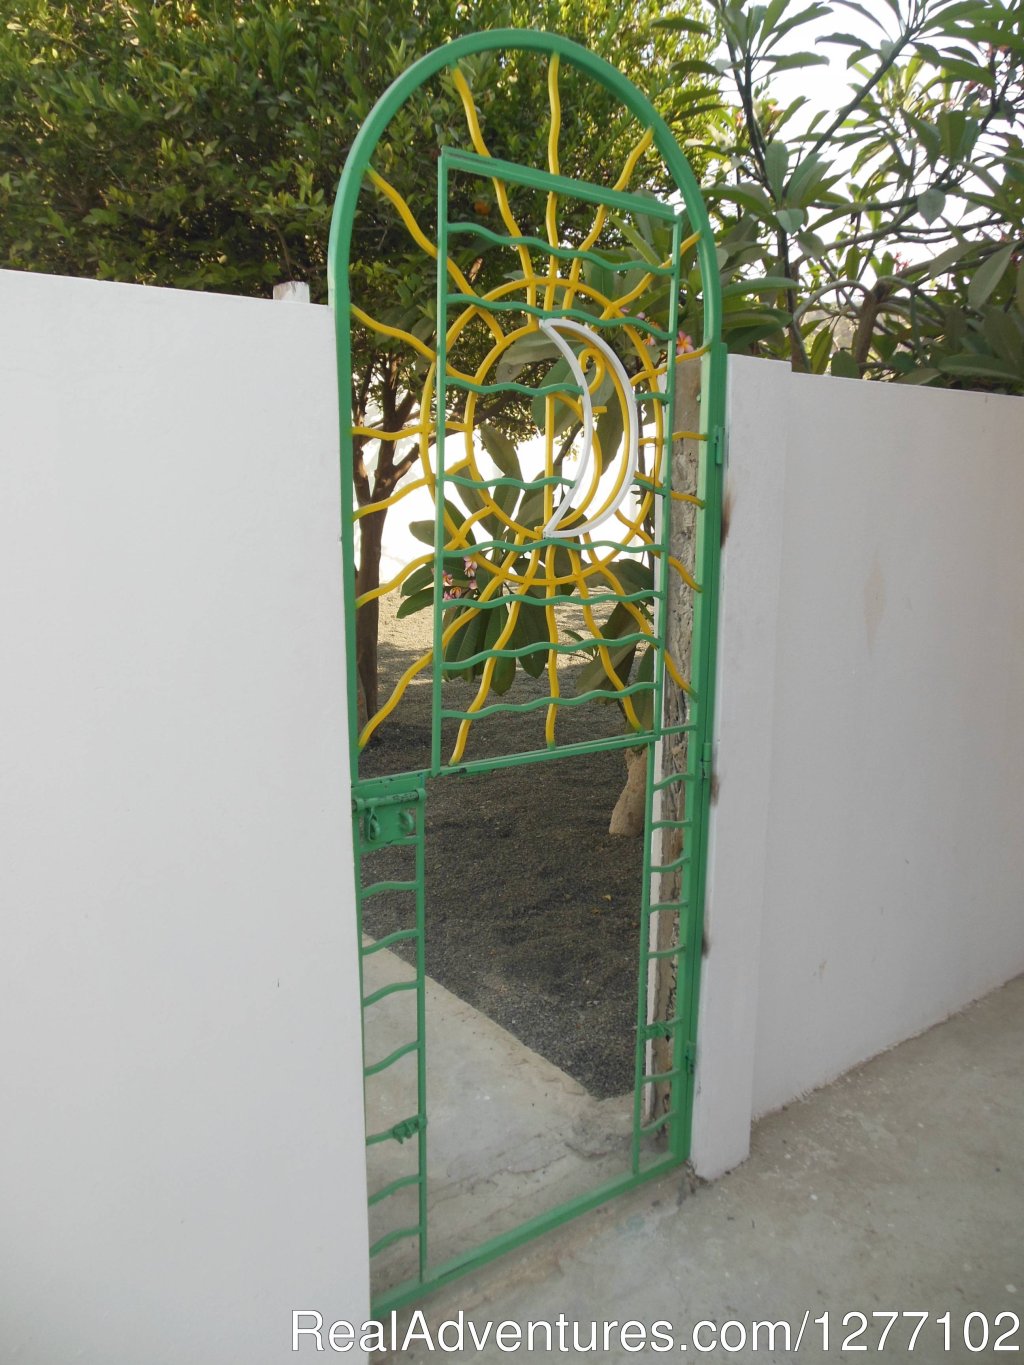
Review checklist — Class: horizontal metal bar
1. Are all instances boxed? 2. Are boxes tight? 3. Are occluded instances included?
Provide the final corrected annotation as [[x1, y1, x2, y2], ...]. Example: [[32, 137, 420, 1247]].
[[369, 1155, 682, 1318], [454, 634, 650, 669], [362, 979, 418, 1009], [441, 538, 662, 556], [444, 472, 572, 491], [643, 1068, 683, 1086], [445, 220, 677, 276], [646, 943, 687, 961], [353, 788, 425, 811], [640, 1013, 688, 1041], [360, 833, 419, 850], [365, 1114, 423, 1147], [639, 1115, 676, 1138], [442, 147, 685, 222], [445, 376, 583, 400], [364, 1039, 420, 1078], [441, 680, 654, 723], [443, 294, 671, 342], [649, 854, 691, 875], [360, 879, 418, 898], [647, 901, 689, 917], [369, 1226, 422, 1259], [367, 1173, 423, 1209], [650, 819, 694, 831], [653, 772, 698, 791], [438, 587, 655, 608], [362, 929, 419, 956]]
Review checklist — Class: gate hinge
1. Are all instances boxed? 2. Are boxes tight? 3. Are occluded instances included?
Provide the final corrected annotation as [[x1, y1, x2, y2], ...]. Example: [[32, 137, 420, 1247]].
[[712, 424, 725, 466], [699, 741, 713, 782], [389, 1115, 425, 1144]]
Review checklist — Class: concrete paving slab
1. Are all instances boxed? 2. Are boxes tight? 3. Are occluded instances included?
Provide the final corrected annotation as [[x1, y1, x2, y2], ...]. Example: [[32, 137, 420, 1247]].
[[363, 942, 654, 1294], [372, 973, 1024, 1361]]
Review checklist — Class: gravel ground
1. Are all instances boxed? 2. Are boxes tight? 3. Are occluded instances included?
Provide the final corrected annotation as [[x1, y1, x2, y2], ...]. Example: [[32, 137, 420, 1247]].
[[359, 595, 645, 1099]]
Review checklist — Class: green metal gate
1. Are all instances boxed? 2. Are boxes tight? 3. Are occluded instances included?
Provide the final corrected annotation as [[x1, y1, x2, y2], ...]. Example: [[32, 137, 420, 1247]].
[[328, 29, 724, 1314]]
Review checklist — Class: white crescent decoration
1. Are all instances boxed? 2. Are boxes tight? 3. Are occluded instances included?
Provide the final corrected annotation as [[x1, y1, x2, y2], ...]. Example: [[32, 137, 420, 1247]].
[[536, 317, 640, 539]]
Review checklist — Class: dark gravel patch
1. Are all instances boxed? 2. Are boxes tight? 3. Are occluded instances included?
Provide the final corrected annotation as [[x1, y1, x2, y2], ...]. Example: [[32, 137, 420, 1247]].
[[359, 600, 645, 1099]]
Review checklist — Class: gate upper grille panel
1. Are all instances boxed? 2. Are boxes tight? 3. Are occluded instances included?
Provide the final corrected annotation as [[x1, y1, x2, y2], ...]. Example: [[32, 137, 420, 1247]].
[[348, 56, 709, 777]]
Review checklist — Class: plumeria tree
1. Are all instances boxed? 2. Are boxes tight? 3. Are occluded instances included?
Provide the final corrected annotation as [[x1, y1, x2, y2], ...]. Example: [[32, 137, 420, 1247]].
[[665, 0, 1024, 388]]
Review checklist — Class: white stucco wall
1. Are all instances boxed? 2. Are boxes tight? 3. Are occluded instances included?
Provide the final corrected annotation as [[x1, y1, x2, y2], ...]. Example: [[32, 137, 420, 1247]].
[[5, 267, 1022, 1290], [694, 355, 1024, 1173], [0, 270, 369, 1363]]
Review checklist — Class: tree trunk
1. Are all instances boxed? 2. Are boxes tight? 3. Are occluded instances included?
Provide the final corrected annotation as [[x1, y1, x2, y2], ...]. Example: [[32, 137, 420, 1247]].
[[609, 746, 647, 836], [356, 506, 386, 726]]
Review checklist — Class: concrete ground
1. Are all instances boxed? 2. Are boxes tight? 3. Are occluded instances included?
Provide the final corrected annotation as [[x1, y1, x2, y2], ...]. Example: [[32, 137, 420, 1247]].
[[373, 972, 1023, 1362], [364, 943, 653, 1290]]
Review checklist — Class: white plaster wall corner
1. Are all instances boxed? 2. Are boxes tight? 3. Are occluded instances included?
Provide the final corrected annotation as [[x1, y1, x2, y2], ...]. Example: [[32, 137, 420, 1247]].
[[0, 269, 369, 1365], [690, 357, 791, 1178]]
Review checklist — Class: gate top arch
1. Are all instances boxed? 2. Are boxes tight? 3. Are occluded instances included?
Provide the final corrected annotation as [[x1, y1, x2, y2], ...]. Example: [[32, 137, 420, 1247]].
[[328, 27, 724, 783], [331, 29, 727, 1313]]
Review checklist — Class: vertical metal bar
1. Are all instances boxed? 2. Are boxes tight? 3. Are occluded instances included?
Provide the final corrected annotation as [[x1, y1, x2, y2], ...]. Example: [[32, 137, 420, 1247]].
[[413, 795, 428, 1278], [431, 154, 452, 778]]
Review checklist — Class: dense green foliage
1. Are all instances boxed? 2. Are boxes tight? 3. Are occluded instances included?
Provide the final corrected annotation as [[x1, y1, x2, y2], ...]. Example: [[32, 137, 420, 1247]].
[[688, 0, 1024, 389], [0, 0, 708, 297]]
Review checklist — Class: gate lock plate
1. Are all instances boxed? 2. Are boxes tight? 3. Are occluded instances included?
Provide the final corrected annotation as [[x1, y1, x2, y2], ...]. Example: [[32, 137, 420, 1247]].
[[353, 780, 425, 847]]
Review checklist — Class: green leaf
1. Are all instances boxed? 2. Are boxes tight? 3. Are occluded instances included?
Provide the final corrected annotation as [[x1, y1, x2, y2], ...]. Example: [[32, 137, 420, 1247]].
[[495, 332, 559, 381], [764, 140, 789, 198], [809, 325, 833, 375], [831, 350, 861, 379], [893, 368, 941, 385], [917, 188, 946, 224], [491, 646, 516, 695], [530, 355, 579, 437], [396, 586, 434, 618], [982, 308, 1024, 367], [631, 646, 655, 733], [409, 519, 436, 546], [939, 354, 1021, 382], [776, 207, 807, 234], [669, 59, 723, 79], [832, 1, 887, 32], [602, 601, 646, 639], [651, 15, 711, 34], [708, 182, 773, 214], [508, 598, 549, 677], [768, 52, 830, 72], [400, 562, 434, 596], [608, 558, 654, 596], [726, 322, 789, 350], [576, 639, 638, 696], [721, 275, 799, 297], [479, 423, 521, 480], [968, 245, 1013, 310], [595, 396, 624, 473], [786, 154, 831, 206], [515, 484, 547, 532], [772, 1, 831, 40]]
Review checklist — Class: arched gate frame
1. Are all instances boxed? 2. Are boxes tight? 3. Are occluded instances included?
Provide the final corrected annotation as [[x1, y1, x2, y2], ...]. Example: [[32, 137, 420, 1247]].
[[328, 29, 724, 1313]]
